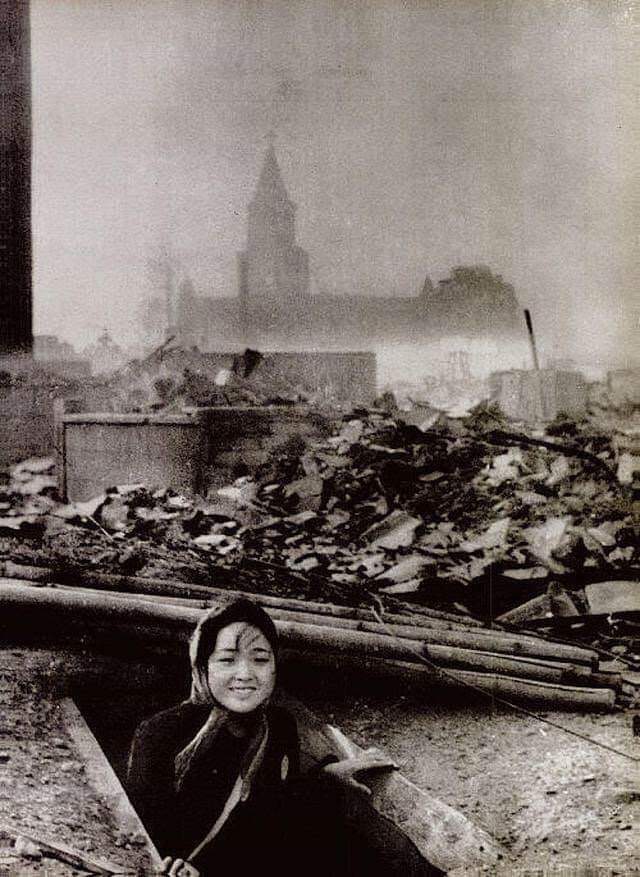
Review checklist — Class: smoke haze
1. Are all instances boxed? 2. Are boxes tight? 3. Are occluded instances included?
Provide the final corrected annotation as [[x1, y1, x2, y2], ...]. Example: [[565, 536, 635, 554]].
[[31, 0, 637, 370]]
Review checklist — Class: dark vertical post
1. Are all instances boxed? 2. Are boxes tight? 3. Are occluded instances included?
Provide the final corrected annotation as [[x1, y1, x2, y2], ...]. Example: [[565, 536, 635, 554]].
[[0, 0, 33, 355], [524, 308, 540, 371], [524, 308, 546, 420]]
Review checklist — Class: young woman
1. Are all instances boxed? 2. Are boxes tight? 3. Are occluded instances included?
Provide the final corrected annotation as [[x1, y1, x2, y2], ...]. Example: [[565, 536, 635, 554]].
[[128, 600, 394, 877], [127, 599, 303, 876], [127, 598, 392, 876]]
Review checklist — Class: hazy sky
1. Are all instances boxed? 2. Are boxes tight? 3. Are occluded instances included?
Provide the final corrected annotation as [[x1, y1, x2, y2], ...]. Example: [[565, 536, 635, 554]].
[[31, 0, 637, 366]]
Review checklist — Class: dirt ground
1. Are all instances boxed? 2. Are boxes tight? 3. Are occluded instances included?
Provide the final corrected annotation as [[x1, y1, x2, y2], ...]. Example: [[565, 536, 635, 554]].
[[296, 672, 640, 874], [0, 649, 152, 876], [2, 646, 638, 875]]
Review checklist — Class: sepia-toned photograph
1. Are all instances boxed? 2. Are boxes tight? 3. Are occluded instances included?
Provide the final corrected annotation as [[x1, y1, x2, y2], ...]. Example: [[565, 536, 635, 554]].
[[1, 0, 638, 874]]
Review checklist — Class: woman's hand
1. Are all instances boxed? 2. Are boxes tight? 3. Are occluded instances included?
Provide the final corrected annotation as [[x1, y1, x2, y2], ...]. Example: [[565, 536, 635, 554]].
[[321, 747, 398, 796], [156, 856, 200, 877]]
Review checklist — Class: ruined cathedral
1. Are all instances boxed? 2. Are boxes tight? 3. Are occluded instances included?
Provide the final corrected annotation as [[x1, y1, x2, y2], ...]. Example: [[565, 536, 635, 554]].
[[174, 147, 522, 351]]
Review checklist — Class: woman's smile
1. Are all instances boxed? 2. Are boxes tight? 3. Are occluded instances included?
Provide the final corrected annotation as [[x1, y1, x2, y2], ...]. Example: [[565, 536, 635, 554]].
[[207, 622, 276, 713]]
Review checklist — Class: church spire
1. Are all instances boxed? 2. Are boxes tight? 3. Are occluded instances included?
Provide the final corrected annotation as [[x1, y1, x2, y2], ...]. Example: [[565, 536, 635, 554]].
[[246, 143, 297, 253], [253, 143, 292, 207], [238, 142, 310, 320]]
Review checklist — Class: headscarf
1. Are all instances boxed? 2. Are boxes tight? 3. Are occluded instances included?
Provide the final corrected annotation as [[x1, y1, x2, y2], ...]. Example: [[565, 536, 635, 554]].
[[174, 599, 279, 795]]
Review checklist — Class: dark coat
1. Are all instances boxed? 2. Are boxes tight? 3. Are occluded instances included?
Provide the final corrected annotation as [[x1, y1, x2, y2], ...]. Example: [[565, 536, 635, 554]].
[[126, 702, 413, 876], [127, 702, 303, 875]]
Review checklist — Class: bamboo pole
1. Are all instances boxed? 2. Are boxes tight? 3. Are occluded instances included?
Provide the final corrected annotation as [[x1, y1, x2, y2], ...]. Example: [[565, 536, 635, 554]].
[[53, 582, 606, 682], [5, 561, 597, 666], [46, 583, 604, 686], [0, 580, 452, 664], [0, 581, 617, 710], [411, 665, 617, 711], [2, 561, 218, 599], [1, 560, 484, 629], [289, 652, 617, 712], [2, 576, 598, 668], [0, 578, 200, 632], [270, 606, 598, 666], [53, 583, 215, 610]]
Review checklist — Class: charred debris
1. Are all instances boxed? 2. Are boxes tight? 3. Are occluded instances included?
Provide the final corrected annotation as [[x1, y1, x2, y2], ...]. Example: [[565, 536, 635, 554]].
[[1, 371, 637, 711]]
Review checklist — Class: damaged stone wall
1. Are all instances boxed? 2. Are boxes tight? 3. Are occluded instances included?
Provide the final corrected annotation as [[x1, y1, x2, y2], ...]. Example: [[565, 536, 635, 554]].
[[489, 369, 588, 422], [0, 376, 115, 467], [0, 384, 54, 464], [58, 407, 330, 502], [607, 369, 640, 407], [59, 413, 209, 502]]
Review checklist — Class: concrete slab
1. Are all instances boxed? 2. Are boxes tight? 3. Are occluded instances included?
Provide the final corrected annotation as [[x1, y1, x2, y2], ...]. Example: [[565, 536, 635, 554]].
[[59, 413, 208, 501], [489, 369, 587, 422], [584, 581, 640, 615]]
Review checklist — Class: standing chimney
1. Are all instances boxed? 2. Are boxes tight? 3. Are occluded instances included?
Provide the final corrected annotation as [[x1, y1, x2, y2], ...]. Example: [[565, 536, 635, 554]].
[[0, 0, 33, 355]]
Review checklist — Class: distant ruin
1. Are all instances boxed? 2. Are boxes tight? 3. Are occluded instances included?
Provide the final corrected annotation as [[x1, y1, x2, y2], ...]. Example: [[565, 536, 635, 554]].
[[423, 266, 522, 339], [165, 148, 523, 352]]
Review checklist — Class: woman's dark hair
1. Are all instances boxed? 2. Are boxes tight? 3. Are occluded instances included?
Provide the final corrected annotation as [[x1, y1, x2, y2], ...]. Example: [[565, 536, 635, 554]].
[[193, 598, 279, 670]]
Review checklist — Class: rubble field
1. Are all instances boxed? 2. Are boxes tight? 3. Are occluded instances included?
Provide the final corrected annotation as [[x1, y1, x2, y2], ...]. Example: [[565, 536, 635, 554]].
[[1, 400, 638, 873], [299, 670, 640, 874], [2, 403, 637, 623]]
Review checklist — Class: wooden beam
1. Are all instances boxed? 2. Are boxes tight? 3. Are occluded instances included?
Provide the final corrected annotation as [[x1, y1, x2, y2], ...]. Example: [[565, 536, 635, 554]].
[[59, 698, 162, 871], [0, 571, 598, 667], [279, 692, 505, 874]]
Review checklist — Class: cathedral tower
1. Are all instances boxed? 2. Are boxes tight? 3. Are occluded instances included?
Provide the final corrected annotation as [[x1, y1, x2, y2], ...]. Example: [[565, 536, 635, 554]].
[[238, 146, 310, 346]]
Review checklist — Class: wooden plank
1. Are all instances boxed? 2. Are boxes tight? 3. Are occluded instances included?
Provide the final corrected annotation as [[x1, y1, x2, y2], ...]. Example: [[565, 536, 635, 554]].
[[279, 692, 505, 874], [59, 698, 162, 871]]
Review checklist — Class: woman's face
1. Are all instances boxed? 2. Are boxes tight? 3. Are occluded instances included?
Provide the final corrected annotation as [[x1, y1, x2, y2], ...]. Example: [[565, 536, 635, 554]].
[[207, 621, 276, 713]]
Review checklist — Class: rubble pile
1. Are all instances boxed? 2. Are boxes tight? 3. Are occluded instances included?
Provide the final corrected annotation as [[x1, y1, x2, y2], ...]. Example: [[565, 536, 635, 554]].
[[246, 408, 636, 605], [0, 457, 59, 535], [1, 408, 636, 624], [102, 347, 333, 413], [1, 405, 638, 709]]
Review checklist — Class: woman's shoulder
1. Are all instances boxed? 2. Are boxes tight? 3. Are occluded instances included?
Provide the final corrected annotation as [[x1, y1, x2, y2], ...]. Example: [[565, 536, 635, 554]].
[[134, 701, 208, 746]]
